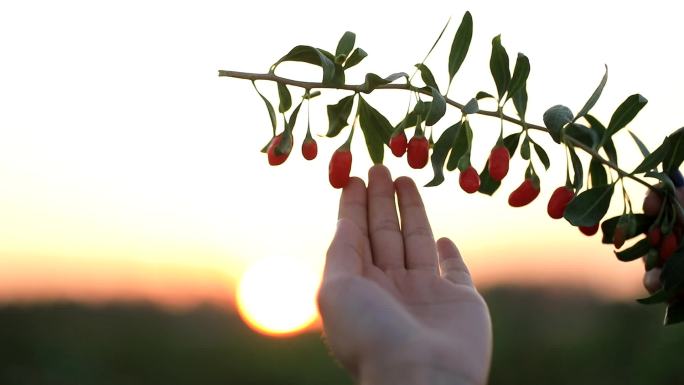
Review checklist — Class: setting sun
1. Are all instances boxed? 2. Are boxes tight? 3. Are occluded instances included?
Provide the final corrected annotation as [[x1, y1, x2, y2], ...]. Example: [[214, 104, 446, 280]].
[[236, 256, 320, 337]]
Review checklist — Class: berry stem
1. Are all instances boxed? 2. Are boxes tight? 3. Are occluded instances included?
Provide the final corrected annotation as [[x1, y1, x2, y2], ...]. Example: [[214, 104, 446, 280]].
[[220, 69, 656, 191]]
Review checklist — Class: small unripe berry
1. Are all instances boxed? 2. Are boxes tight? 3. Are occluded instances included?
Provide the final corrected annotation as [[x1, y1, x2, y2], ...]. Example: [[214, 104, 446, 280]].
[[267, 134, 292, 166], [613, 225, 626, 249], [547, 186, 575, 219], [488, 145, 510, 181], [579, 224, 600, 236], [301, 138, 318, 160], [329, 148, 352, 189], [459, 166, 481, 194], [508, 178, 540, 207], [389, 131, 408, 157], [407, 136, 429, 169]]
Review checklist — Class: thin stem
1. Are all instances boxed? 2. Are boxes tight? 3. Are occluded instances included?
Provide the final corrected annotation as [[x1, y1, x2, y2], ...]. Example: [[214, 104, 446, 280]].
[[219, 69, 656, 191]]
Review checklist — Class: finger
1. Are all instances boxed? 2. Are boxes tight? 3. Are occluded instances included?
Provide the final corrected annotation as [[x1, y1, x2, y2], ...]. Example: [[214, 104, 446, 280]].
[[338, 177, 368, 236], [436, 237, 473, 286], [643, 268, 663, 294], [324, 218, 368, 280], [643, 187, 684, 216], [367, 165, 405, 270], [395, 176, 438, 272]]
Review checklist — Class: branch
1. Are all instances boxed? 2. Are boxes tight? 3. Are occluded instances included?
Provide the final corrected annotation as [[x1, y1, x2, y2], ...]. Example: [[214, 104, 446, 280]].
[[218, 69, 655, 191]]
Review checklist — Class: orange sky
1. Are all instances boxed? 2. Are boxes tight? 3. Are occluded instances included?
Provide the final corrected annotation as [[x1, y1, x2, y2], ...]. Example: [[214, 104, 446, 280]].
[[0, 0, 681, 313]]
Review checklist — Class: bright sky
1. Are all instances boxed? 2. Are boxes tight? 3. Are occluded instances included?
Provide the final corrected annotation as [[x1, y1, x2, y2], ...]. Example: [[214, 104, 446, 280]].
[[1, 0, 683, 308]]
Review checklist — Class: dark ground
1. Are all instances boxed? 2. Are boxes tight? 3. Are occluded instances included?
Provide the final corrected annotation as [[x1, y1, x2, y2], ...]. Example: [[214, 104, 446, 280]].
[[1, 287, 682, 385]]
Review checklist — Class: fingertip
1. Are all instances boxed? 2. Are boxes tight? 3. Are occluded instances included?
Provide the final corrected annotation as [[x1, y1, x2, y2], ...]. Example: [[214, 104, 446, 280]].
[[344, 176, 366, 190], [369, 164, 390, 178], [643, 191, 663, 216]]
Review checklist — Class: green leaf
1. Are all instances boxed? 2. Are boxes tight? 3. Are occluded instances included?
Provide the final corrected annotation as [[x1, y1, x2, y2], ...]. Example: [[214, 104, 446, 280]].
[[565, 123, 599, 148], [448, 11, 473, 83], [568, 146, 584, 191], [634, 139, 669, 174], [478, 160, 501, 195], [326, 95, 355, 137], [663, 128, 684, 174], [277, 82, 292, 113], [601, 214, 652, 244], [589, 158, 608, 187], [585, 114, 618, 164], [415, 64, 438, 90], [512, 86, 528, 120], [489, 35, 510, 100], [357, 96, 393, 164], [395, 101, 431, 131], [274, 45, 336, 84], [520, 135, 531, 160], [533, 142, 550, 170], [607, 94, 648, 136], [503, 132, 522, 156], [426, 122, 462, 187], [637, 288, 671, 305], [476, 91, 494, 100], [336, 31, 356, 57], [426, 87, 446, 126], [360, 72, 408, 93], [507, 53, 530, 102], [575, 65, 608, 121], [628, 130, 650, 156], [614, 238, 650, 262], [462, 98, 479, 115], [543, 105, 574, 143], [251, 81, 277, 135], [446, 123, 469, 171], [564, 185, 615, 227], [285, 101, 303, 132], [344, 47, 367, 70], [665, 301, 684, 325]]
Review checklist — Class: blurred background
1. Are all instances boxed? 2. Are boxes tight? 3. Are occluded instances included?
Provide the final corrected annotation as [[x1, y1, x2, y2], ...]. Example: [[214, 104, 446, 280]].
[[1, 0, 684, 384]]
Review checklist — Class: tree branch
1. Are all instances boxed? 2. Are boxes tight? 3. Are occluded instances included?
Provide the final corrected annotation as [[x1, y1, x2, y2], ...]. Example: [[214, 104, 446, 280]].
[[218, 69, 655, 191]]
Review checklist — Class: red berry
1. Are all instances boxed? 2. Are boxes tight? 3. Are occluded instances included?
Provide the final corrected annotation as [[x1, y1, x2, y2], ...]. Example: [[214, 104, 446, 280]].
[[389, 131, 408, 157], [660, 232, 678, 262], [329, 149, 352, 189], [579, 224, 600, 236], [547, 186, 575, 219], [407, 136, 429, 169], [488, 145, 510, 181], [508, 178, 540, 207], [648, 226, 662, 247], [459, 166, 481, 194], [267, 134, 292, 166], [613, 225, 626, 249], [301, 138, 318, 160]]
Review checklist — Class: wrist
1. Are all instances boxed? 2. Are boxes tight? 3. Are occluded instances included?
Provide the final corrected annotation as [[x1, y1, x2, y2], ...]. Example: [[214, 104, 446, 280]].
[[358, 341, 482, 385]]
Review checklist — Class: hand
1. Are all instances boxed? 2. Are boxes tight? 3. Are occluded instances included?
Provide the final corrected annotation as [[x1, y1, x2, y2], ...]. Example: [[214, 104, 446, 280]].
[[317, 165, 492, 385], [642, 186, 684, 293]]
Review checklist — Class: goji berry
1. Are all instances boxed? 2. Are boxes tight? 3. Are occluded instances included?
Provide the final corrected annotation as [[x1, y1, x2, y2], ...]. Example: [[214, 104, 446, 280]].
[[613, 225, 626, 249], [648, 225, 662, 247], [389, 131, 408, 157], [407, 135, 429, 169], [301, 137, 318, 160], [660, 232, 679, 262], [459, 166, 481, 194], [267, 134, 292, 166], [488, 145, 510, 181], [508, 178, 540, 207], [579, 224, 600, 236], [329, 148, 352, 189], [547, 186, 575, 219]]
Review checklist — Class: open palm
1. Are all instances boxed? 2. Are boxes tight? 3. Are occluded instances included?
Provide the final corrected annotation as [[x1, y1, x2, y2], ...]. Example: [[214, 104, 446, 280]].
[[317, 165, 491, 385]]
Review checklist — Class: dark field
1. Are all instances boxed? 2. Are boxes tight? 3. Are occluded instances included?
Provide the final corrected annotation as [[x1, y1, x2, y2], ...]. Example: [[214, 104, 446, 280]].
[[1, 287, 682, 385]]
